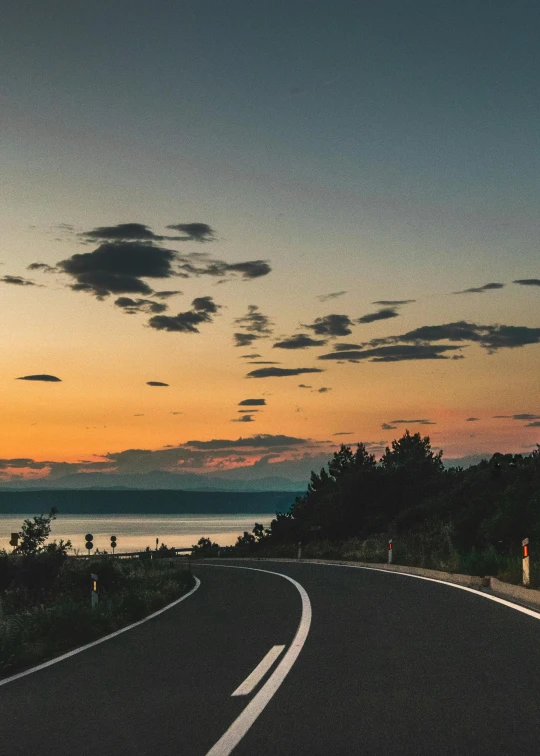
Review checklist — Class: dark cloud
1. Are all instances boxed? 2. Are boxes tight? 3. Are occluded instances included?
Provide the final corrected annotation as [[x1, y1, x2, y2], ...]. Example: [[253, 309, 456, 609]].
[[390, 419, 436, 425], [1, 275, 38, 286], [17, 374, 62, 382], [364, 321, 540, 354], [170, 412, 183, 415], [165, 223, 215, 242], [148, 297, 220, 333], [238, 409, 260, 413], [304, 314, 353, 337], [234, 333, 260, 348], [453, 282, 505, 294], [381, 423, 397, 430], [114, 297, 167, 314], [318, 344, 463, 362], [333, 432, 353, 435], [357, 307, 399, 324], [223, 261, 271, 279], [80, 223, 163, 242], [317, 291, 347, 302], [494, 413, 540, 421], [247, 367, 324, 378], [513, 279, 540, 287], [235, 305, 273, 335], [231, 415, 255, 423], [186, 434, 308, 450], [334, 343, 363, 351], [372, 300, 416, 305], [525, 421, 540, 427], [317, 387, 332, 393], [238, 399, 266, 406], [153, 290, 182, 299], [27, 263, 56, 273], [273, 333, 327, 349], [147, 381, 169, 387], [298, 384, 312, 388], [134, 414, 144, 416], [466, 417, 480, 422], [248, 361, 281, 364], [240, 353, 261, 359]]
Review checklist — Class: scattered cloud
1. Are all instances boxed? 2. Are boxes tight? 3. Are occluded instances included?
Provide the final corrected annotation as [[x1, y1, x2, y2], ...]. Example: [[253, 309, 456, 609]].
[[273, 333, 327, 349], [466, 417, 480, 422], [238, 409, 260, 413], [304, 314, 353, 337], [513, 279, 540, 287], [17, 374, 62, 382], [357, 307, 400, 324], [148, 296, 220, 333], [233, 305, 273, 347], [27, 263, 56, 273], [381, 423, 397, 430], [247, 367, 325, 378], [319, 344, 463, 362], [147, 381, 169, 387], [186, 434, 308, 450], [231, 415, 255, 422], [317, 291, 347, 302], [239, 399, 266, 406], [170, 412, 183, 415], [153, 290, 182, 299], [240, 353, 261, 359], [453, 282, 505, 294], [1, 275, 38, 286], [165, 223, 215, 242], [525, 421, 540, 427], [389, 419, 436, 425], [234, 333, 259, 347], [333, 432, 353, 435], [317, 387, 332, 393], [372, 299, 416, 306], [493, 413, 540, 421], [298, 384, 312, 388], [114, 297, 167, 314], [248, 361, 280, 364]]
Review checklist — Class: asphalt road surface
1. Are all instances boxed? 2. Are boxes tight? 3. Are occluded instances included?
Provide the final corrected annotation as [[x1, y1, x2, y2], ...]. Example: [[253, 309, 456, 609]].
[[3, 560, 540, 755]]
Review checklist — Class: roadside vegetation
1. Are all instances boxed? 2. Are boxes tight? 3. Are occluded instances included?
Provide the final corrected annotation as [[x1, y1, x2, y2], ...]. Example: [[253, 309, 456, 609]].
[[0, 509, 194, 675], [192, 431, 540, 587]]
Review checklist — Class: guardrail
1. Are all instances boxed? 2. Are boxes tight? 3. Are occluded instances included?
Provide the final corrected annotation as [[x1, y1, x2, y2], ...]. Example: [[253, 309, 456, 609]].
[[71, 547, 193, 559]]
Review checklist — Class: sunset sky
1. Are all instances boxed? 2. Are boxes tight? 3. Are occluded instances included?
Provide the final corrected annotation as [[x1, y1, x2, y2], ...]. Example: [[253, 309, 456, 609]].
[[2, 0, 539, 484]]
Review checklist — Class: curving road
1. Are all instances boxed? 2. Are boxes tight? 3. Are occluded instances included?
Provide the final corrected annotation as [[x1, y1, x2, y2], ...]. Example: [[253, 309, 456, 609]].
[[2, 560, 540, 755]]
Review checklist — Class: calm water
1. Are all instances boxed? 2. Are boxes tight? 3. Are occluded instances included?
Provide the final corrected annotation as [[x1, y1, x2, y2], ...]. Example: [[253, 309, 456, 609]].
[[0, 513, 274, 553]]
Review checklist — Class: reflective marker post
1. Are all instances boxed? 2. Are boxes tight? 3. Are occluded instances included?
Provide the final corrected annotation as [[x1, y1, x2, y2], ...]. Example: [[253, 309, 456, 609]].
[[388, 539, 393, 564], [91, 573, 98, 609], [297, 541, 302, 561], [522, 538, 530, 587]]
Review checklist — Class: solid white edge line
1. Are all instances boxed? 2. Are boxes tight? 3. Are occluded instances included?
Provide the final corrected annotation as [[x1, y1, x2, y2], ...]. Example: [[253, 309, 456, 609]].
[[231, 645, 285, 697], [0, 577, 201, 688], [196, 564, 312, 756]]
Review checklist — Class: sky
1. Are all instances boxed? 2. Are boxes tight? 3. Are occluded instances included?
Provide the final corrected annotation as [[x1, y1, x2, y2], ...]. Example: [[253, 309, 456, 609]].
[[1, 0, 539, 484]]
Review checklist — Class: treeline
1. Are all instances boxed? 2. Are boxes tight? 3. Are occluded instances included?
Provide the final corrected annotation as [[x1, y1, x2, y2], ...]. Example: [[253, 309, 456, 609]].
[[215, 431, 540, 579]]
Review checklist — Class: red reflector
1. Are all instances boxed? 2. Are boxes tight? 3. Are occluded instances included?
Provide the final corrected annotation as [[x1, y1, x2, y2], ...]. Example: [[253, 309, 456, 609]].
[[523, 545, 529, 558], [389, 543, 393, 549]]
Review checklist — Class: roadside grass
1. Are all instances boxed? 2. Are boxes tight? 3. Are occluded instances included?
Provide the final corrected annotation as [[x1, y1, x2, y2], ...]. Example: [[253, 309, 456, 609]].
[[0, 558, 194, 676]]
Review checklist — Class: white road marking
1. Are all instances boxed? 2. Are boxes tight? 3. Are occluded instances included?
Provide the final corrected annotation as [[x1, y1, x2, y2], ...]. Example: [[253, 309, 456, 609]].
[[231, 645, 285, 697], [197, 564, 312, 756], [0, 577, 201, 688]]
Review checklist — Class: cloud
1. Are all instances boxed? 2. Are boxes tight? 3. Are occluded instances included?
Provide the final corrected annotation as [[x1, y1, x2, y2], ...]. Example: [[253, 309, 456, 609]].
[[318, 344, 463, 362], [80, 223, 164, 242], [333, 432, 353, 435], [235, 305, 273, 335], [27, 263, 56, 273], [389, 419, 436, 425], [234, 333, 260, 348], [170, 411, 183, 415], [453, 282, 505, 294], [238, 409, 260, 413], [114, 297, 167, 314], [493, 413, 540, 421], [186, 434, 308, 450], [239, 399, 266, 406], [231, 415, 255, 422], [147, 381, 169, 386], [466, 417, 480, 421], [240, 353, 261, 359], [513, 279, 540, 287], [304, 314, 353, 337], [357, 307, 400, 324], [363, 321, 540, 354], [248, 361, 281, 364], [221, 261, 271, 279], [1, 275, 38, 286], [17, 374, 62, 382], [333, 343, 363, 351], [525, 421, 540, 427], [381, 423, 397, 430], [372, 300, 416, 306], [298, 384, 312, 388], [148, 296, 220, 333], [153, 290, 182, 299], [317, 291, 347, 302], [317, 387, 332, 393], [273, 333, 327, 349], [165, 223, 215, 242], [247, 367, 325, 378]]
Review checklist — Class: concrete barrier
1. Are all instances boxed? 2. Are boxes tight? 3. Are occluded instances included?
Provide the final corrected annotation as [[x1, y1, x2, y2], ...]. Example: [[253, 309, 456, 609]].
[[489, 576, 540, 607]]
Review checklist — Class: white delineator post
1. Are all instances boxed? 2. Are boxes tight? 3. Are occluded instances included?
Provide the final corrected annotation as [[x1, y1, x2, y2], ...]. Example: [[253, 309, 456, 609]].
[[522, 538, 530, 587], [91, 573, 99, 609], [297, 542, 302, 561], [388, 539, 393, 564]]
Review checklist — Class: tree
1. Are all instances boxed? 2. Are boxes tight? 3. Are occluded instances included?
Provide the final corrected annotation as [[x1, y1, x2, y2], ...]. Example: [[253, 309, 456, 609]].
[[14, 508, 71, 556], [380, 430, 443, 477]]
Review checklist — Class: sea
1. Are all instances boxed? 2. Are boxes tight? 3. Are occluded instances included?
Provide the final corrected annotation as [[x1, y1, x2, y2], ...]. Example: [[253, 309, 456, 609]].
[[0, 513, 275, 554]]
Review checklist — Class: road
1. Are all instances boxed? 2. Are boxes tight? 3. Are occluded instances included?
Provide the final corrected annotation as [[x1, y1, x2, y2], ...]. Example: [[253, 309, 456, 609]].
[[2, 560, 540, 755]]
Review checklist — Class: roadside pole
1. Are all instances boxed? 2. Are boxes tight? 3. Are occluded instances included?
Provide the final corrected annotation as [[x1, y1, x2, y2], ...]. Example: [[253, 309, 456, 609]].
[[522, 538, 530, 587], [297, 541, 302, 561], [91, 573, 99, 609], [388, 538, 393, 564]]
